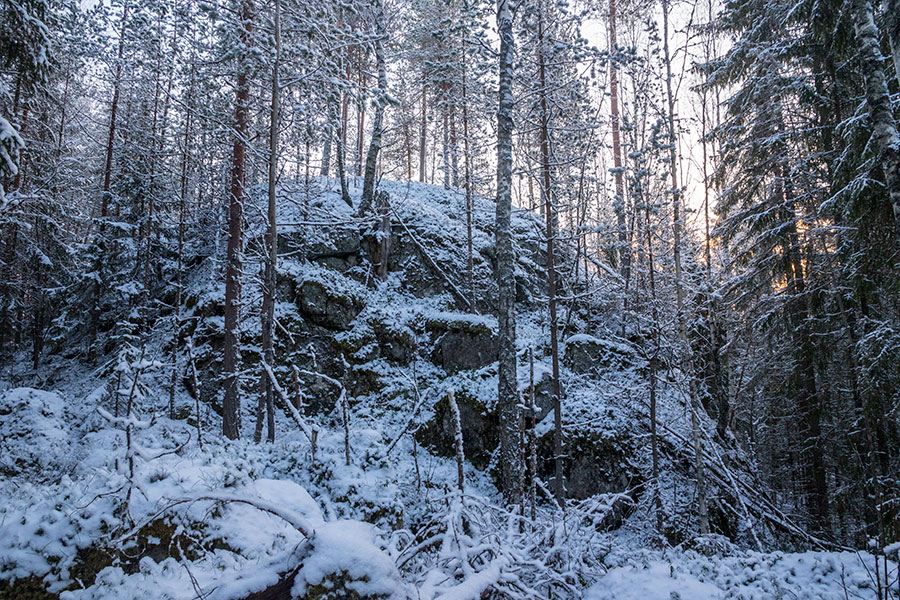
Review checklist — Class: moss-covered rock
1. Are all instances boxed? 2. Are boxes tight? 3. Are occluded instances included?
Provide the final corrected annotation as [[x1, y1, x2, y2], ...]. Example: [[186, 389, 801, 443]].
[[425, 313, 498, 373], [563, 334, 642, 375], [537, 429, 641, 501], [0, 575, 58, 599], [417, 390, 498, 470]]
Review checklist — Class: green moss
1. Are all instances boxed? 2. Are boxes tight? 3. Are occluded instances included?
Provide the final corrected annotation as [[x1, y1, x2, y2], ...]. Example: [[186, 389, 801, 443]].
[[424, 312, 495, 336], [299, 572, 391, 600], [0, 576, 58, 600], [62, 516, 214, 593], [68, 545, 115, 588]]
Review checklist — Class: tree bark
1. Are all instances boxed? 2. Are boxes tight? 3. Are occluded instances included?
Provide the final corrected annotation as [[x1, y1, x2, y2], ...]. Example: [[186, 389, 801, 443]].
[[419, 85, 427, 182], [643, 177, 664, 538], [170, 56, 194, 420], [462, 77, 474, 307], [101, 1, 128, 219], [258, 0, 281, 444], [662, 0, 708, 535], [781, 172, 829, 530], [441, 79, 450, 189], [320, 124, 332, 177], [224, 0, 253, 441], [537, 8, 564, 508], [361, 0, 388, 211], [607, 0, 630, 284], [885, 0, 900, 85], [495, 0, 520, 505], [335, 103, 352, 207], [851, 0, 900, 242], [356, 50, 366, 178]]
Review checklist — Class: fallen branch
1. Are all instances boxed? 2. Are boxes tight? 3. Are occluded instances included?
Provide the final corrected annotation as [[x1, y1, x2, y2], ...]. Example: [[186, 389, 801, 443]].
[[261, 359, 314, 443], [116, 491, 316, 546]]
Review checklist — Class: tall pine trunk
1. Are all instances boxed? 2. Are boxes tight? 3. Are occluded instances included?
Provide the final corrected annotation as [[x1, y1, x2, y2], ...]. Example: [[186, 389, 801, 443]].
[[495, 0, 520, 505], [90, 1, 128, 351], [101, 1, 128, 219], [886, 0, 900, 84], [256, 0, 280, 444], [462, 75, 474, 307], [419, 86, 427, 182], [537, 8, 564, 508], [223, 0, 253, 441], [170, 56, 195, 419]]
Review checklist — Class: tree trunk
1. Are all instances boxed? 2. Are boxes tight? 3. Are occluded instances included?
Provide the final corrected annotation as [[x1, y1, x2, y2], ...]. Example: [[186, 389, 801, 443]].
[[441, 80, 450, 189], [356, 52, 366, 178], [320, 123, 332, 177], [90, 1, 129, 351], [361, 0, 388, 211], [886, 0, 900, 85], [101, 1, 128, 219], [170, 57, 194, 420], [662, 0, 708, 535], [257, 0, 281, 444], [781, 172, 829, 530], [462, 77, 474, 307], [223, 0, 253, 441], [495, 0, 520, 505], [537, 8, 564, 508], [851, 0, 900, 242], [335, 103, 352, 207], [450, 103, 459, 188], [419, 86, 427, 182], [607, 0, 630, 284]]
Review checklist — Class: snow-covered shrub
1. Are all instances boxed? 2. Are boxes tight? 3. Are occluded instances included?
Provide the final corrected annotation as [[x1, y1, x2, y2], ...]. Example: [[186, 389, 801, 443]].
[[0, 388, 72, 479]]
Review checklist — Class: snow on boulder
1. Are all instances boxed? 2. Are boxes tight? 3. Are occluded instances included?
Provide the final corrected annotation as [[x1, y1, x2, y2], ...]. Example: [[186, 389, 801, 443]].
[[281, 262, 366, 331], [563, 334, 642, 375], [425, 312, 498, 373], [208, 478, 326, 561], [418, 389, 498, 470], [0, 388, 71, 478], [292, 520, 405, 600]]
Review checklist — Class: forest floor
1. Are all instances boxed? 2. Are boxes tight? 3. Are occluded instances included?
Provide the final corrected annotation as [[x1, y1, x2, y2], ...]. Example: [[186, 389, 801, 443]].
[[1, 178, 898, 599], [1, 355, 896, 599]]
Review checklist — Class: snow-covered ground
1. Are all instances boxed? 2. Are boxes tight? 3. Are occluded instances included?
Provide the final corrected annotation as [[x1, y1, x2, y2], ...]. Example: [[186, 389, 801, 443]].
[[1, 178, 897, 599], [589, 549, 896, 600]]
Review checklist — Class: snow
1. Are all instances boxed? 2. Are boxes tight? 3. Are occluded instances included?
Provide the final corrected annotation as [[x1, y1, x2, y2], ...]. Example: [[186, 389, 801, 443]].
[[589, 550, 898, 600], [293, 520, 405, 599], [1, 178, 896, 600], [0, 387, 72, 478], [588, 559, 722, 599], [0, 115, 23, 182]]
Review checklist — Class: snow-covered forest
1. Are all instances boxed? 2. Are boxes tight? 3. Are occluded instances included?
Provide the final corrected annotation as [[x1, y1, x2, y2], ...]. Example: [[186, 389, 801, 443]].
[[1, 0, 899, 595]]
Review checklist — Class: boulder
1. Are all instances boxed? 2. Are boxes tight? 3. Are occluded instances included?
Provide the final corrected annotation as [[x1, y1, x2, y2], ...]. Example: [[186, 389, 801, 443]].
[[519, 362, 564, 423], [278, 225, 361, 272], [537, 429, 641, 501], [0, 388, 71, 479], [563, 334, 641, 374], [417, 390, 498, 470], [371, 319, 417, 365], [426, 312, 498, 373], [298, 280, 363, 331]]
